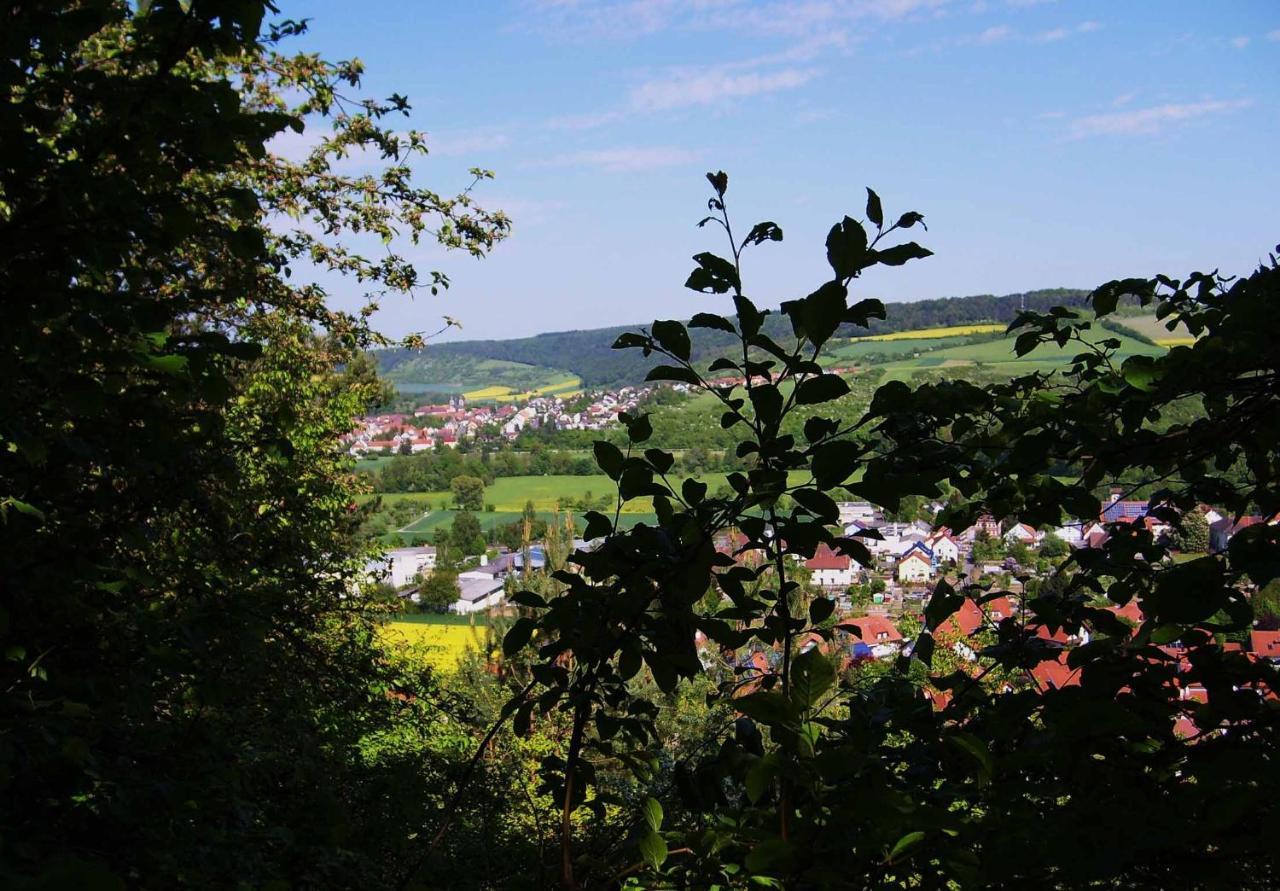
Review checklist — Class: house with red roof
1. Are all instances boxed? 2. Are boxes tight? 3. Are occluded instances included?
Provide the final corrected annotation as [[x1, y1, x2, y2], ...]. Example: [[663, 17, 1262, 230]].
[[1003, 522, 1041, 546], [840, 615, 904, 659], [805, 543, 857, 589], [1251, 630, 1280, 662], [926, 529, 962, 564], [1210, 515, 1264, 553]]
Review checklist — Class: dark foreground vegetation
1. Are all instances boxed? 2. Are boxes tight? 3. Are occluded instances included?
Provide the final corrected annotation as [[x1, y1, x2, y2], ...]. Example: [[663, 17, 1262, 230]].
[[2, 3, 1277, 889]]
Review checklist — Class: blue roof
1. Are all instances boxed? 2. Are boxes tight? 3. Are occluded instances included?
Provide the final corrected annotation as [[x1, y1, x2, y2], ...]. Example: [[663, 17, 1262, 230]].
[[1101, 500, 1148, 522]]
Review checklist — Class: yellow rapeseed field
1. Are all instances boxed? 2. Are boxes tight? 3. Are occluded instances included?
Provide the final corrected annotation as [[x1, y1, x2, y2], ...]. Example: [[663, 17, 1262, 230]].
[[1154, 337, 1196, 347], [462, 385, 516, 400], [379, 621, 486, 671], [853, 323, 1005, 342]]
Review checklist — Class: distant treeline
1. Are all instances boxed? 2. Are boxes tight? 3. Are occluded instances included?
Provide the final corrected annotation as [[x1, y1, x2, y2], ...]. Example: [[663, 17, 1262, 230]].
[[366, 444, 748, 493], [374, 288, 1093, 389]]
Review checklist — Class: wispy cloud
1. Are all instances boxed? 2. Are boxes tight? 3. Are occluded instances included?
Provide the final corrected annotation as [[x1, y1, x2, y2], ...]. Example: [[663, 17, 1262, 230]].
[[521, 0, 953, 41], [970, 24, 1013, 44], [631, 66, 818, 110], [1005, 0, 1056, 7], [1035, 20, 1099, 42], [526, 146, 702, 172], [1268, 29, 1280, 42], [1229, 35, 1250, 49], [1067, 98, 1252, 139], [426, 129, 512, 156]]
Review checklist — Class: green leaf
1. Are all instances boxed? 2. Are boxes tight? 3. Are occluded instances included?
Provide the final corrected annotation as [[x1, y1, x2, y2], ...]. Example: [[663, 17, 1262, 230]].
[[1121, 355, 1162, 391], [924, 584, 964, 631], [642, 797, 664, 831], [651, 320, 692, 360], [809, 597, 835, 625], [508, 591, 547, 608], [734, 691, 797, 726], [795, 374, 850, 405], [645, 448, 674, 473], [873, 242, 933, 266], [746, 838, 794, 874], [865, 188, 883, 228], [594, 441, 626, 480], [689, 312, 736, 333], [745, 755, 777, 804], [582, 510, 613, 541], [744, 221, 783, 246], [684, 253, 740, 295], [638, 830, 668, 870], [791, 647, 835, 709], [811, 440, 862, 489], [791, 488, 839, 524], [947, 731, 994, 785], [622, 412, 653, 443], [646, 365, 702, 386], [503, 618, 536, 656], [826, 215, 869, 279], [887, 831, 926, 864]]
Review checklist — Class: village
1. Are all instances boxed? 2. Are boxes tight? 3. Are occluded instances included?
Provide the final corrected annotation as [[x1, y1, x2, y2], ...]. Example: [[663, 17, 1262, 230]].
[[371, 489, 1280, 733], [343, 384, 666, 456]]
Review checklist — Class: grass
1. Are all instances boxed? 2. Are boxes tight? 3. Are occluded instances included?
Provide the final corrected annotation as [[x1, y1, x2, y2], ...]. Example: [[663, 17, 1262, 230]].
[[871, 326, 1165, 382], [379, 618, 487, 671], [854, 323, 1006, 342], [369, 472, 808, 515]]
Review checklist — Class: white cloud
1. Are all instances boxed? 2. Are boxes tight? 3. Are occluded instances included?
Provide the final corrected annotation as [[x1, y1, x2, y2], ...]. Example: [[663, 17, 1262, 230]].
[[521, 0, 953, 41], [1005, 0, 1056, 6], [1112, 91, 1137, 107], [1067, 98, 1252, 139], [543, 110, 625, 131], [1268, 29, 1280, 42], [973, 24, 1013, 44], [526, 146, 702, 172], [1035, 20, 1100, 42], [1230, 36, 1249, 49], [630, 66, 818, 110]]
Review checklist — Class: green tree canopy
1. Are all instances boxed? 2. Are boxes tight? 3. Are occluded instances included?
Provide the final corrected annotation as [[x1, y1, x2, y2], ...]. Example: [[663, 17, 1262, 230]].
[[0, 3, 506, 885]]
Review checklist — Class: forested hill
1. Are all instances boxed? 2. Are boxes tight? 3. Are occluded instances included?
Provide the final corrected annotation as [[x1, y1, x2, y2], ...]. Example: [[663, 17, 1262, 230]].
[[377, 287, 1091, 390]]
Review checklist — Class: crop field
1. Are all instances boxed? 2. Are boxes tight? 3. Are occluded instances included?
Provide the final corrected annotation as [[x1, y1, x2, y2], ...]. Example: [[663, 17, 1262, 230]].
[[872, 327, 1165, 382], [854, 324, 1006, 342], [463, 373, 583, 403], [1116, 313, 1197, 347], [379, 618, 487, 671], [823, 335, 966, 364]]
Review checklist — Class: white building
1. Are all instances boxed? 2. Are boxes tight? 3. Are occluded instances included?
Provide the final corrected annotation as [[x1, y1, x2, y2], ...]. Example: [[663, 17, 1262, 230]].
[[452, 573, 506, 614], [371, 546, 437, 589], [897, 550, 934, 583]]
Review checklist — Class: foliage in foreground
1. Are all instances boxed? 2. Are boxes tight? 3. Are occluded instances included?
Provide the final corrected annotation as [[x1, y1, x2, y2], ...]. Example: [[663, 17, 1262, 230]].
[[487, 173, 1280, 888], [1, 2, 510, 886]]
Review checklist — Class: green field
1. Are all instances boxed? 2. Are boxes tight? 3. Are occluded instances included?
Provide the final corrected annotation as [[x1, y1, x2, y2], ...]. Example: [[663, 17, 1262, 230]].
[[384, 352, 580, 400], [369, 472, 810, 514], [872, 326, 1165, 382]]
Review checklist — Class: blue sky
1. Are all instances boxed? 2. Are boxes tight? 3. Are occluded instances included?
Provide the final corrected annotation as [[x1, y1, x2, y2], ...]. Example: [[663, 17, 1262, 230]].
[[287, 1, 1278, 341]]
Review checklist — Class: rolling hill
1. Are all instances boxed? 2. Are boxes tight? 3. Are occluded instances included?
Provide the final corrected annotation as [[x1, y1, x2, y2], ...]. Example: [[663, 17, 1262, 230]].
[[375, 288, 1094, 392]]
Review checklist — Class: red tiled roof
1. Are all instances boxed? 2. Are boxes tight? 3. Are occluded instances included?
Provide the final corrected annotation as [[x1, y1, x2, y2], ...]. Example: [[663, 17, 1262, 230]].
[[840, 615, 903, 643], [806, 543, 851, 571], [1031, 657, 1081, 689], [1251, 630, 1280, 659]]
